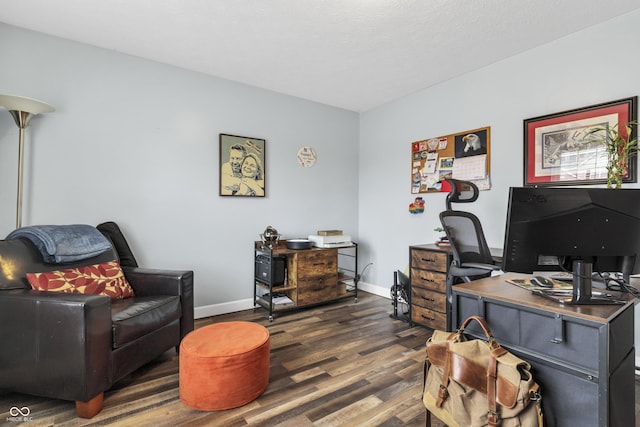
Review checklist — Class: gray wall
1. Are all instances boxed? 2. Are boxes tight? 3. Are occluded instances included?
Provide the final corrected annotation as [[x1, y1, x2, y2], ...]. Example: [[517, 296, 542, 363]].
[[358, 9, 640, 284], [0, 23, 359, 316]]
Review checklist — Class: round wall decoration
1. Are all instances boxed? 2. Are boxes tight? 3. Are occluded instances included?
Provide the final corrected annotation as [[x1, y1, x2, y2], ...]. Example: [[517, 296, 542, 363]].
[[297, 146, 317, 167]]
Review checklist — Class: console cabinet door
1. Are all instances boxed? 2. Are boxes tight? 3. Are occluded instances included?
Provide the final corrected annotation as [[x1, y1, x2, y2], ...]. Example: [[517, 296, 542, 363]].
[[288, 250, 338, 306]]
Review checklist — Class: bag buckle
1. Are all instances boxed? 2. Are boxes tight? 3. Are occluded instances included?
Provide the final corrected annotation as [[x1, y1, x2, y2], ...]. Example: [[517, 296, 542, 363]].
[[436, 384, 449, 407], [487, 409, 499, 425]]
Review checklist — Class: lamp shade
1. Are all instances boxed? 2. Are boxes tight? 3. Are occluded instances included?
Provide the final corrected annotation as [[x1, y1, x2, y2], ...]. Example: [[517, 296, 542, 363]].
[[0, 94, 55, 114]]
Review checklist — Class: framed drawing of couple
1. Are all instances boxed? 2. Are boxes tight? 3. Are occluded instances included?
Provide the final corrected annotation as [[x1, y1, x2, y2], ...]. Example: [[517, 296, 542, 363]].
[[219, 133, 266, 197]]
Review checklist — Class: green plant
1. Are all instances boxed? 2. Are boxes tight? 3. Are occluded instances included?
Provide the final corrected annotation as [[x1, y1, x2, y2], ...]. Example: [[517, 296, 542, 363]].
[[583, 121, 638, 188]]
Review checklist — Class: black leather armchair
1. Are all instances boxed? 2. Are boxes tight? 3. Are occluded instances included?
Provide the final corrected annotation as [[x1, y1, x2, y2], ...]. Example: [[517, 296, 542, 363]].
[[0, 234, 194, 418]]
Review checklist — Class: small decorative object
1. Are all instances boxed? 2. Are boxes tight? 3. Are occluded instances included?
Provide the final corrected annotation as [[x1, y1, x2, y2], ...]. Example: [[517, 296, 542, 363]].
[[297, 146, 317, 167], [434, 227, 449, 246], [409, 197, 425, 214], [260, 226, 280, 248], [583, 121, 638, 188], [220, 134, 266, 197]]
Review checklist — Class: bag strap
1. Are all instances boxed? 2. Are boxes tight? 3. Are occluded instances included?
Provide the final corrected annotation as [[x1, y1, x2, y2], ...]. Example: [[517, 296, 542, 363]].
[[486, 345, 508, 426], [436, 315, 496, 409], [459, 315, 511, 425], [423, 343, 432, 427], [458, 315, 494, 340], [435, 341, 453, 408]]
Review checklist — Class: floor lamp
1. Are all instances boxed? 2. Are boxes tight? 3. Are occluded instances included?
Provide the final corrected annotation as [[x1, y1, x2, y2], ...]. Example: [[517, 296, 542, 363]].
[[0, 94, 55, 229]]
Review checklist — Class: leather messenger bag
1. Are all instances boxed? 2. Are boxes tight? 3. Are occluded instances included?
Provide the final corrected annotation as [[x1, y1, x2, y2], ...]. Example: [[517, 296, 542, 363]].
[[423, 315, 543, 427]]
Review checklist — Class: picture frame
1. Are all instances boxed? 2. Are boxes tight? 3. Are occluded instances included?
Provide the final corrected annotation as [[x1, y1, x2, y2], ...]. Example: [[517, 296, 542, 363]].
[[523, 96, 637, 187], [219, 133, 266, 197]]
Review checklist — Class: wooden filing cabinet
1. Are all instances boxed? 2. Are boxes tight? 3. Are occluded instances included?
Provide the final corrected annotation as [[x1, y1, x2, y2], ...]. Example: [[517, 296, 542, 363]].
[[288, 249, 338, 306], [409, 244, 450, 330]]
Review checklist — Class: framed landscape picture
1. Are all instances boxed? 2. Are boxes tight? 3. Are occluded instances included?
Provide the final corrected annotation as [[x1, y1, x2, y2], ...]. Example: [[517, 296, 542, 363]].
[[219, 134, 266, 197], [523, 97, 637, 186]]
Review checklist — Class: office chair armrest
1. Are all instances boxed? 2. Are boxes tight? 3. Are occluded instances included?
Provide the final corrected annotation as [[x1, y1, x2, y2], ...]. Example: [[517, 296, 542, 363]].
[[459, 262, 502, 271]]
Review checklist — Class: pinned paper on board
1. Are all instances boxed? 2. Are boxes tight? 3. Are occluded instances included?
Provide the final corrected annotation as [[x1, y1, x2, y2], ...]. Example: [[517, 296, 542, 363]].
[[424, 151, 438, 174]]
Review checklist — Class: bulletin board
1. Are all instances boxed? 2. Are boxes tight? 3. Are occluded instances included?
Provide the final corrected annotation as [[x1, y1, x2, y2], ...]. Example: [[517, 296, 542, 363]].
[[411, 126, 491, 193]]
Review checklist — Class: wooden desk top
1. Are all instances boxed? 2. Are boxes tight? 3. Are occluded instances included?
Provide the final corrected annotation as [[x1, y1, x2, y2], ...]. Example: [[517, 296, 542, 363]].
[[453, 272, 634, 323], [255, 240, 356, 255]]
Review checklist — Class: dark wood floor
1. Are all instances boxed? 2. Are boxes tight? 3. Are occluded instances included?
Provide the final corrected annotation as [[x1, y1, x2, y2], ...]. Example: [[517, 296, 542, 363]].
[[0, 292, 637, 426]]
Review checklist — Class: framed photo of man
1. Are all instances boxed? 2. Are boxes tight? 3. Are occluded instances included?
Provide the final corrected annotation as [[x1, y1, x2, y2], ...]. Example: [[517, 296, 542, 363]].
[[219, 134, 266, 197]]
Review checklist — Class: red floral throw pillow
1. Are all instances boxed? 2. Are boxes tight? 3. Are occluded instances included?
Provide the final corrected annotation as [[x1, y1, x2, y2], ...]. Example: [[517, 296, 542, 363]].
[[26, 260, 135, 300]]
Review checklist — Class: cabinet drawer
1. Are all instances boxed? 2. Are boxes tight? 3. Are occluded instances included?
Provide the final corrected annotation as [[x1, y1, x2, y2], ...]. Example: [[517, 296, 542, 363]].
[[294, 250, 337, 277], [411, 249, 448, 272], [411, 305, 446, 330], [296, 275, 338, 305], [411, 287, 446, 312], [519, 310, 601, 371], [411, 268, 447, 293], [456, 297, 604, 371]]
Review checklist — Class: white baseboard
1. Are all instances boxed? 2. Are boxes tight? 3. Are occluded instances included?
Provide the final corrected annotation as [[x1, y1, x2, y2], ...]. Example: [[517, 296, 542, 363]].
[[357, 281, 390, 299], [193, 283, 391, 319], [194, 298, 255, 319]]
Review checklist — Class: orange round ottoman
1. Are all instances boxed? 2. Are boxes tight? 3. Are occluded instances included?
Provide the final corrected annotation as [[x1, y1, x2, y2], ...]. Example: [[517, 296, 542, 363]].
[[179, 321, 270, 411]]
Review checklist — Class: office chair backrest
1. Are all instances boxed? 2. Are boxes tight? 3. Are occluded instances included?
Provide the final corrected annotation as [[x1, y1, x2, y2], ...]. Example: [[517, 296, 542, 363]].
[[440, 210, 494, 266], [443, 179, 478, 210]]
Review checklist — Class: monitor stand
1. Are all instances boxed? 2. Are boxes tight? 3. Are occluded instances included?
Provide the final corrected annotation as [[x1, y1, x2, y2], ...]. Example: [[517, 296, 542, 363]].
[[536, 260, 625, 305]]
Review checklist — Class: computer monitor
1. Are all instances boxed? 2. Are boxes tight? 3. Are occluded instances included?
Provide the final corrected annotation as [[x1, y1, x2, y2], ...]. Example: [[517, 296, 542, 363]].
[[502, 187, 640, 304]]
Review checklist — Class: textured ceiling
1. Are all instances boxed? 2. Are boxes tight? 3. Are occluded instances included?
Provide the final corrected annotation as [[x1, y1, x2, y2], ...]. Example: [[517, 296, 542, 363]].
[[2, 0, 640, 112]]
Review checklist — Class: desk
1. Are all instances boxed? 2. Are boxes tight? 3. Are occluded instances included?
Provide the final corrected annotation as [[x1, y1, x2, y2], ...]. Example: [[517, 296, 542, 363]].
[[452, 273, 635, 427]]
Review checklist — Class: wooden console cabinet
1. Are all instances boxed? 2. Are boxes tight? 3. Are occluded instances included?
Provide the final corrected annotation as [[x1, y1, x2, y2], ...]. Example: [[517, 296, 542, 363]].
[[254, 240, 357, 320], [452, 273, 635, 427], [409, 244, 450, 330]]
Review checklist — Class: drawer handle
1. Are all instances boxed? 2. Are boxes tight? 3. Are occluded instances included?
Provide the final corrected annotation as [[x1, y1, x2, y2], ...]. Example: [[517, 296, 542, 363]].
[[423, 297, 435, 302], [421, 314, 435, 321], [420, 257, 437, 263]]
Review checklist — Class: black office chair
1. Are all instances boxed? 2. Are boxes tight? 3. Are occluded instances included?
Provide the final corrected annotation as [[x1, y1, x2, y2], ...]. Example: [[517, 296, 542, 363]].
[[439, 179, 501, 328]]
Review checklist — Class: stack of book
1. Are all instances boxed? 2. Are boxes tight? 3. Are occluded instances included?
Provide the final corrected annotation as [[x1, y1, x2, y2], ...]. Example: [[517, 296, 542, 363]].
[[309, 230, 352, 248], [263, 292, 294, 307], [435, 236, 450, 247], [317, 230, 343, 236]]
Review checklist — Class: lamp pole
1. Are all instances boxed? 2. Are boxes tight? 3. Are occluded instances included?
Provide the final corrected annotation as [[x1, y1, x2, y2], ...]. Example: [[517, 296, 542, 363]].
[[0, 95, 55, 229]]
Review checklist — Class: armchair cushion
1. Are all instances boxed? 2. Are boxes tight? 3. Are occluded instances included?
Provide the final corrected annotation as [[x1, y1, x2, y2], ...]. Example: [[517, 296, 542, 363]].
[[26, 260, 135, 300], [111, 296, 181, 348]]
